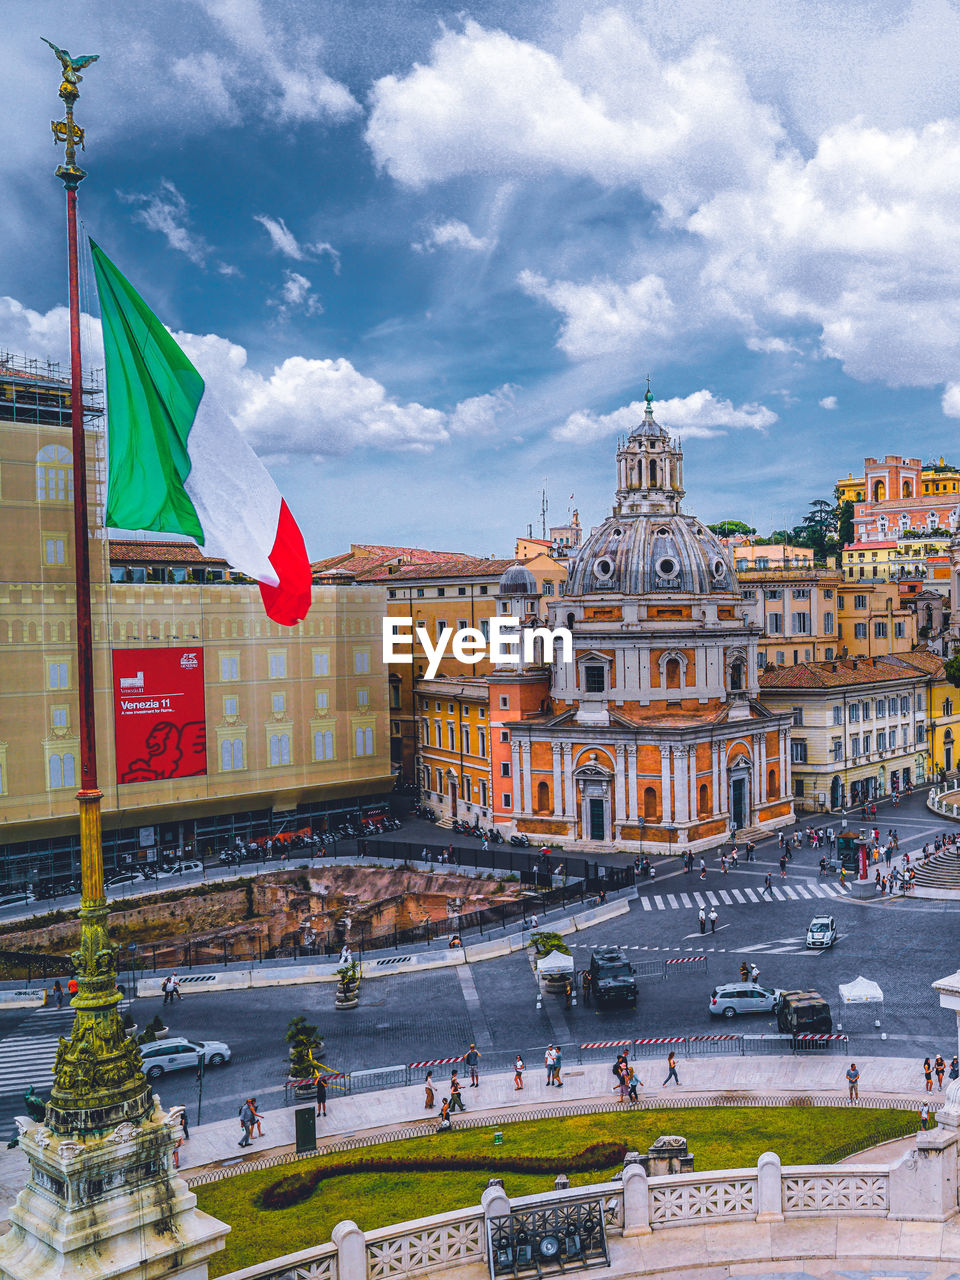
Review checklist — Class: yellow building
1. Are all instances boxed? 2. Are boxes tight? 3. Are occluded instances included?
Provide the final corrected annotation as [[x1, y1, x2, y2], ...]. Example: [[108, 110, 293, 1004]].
[[887, 652, 960, 779], [835, 583, 917, 658], [842, 536, 951, 583], [837, 459, 960, 504], [738, 566, 842, 666], [0, 354, 392, 888], [728, 544, 814, 569], [416, 676, 493, 821]]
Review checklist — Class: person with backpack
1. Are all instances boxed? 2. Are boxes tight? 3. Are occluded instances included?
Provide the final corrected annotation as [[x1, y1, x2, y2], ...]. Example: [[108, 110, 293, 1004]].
[[238, 1099, 255, 1147]]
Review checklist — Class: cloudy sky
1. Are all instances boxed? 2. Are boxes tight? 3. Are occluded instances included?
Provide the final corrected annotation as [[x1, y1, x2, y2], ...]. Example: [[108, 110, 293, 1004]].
[[4, 0, 960, 557]]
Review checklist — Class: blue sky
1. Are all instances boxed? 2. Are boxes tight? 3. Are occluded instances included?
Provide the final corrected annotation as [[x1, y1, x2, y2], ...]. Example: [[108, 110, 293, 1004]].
[[4, 0, 960, 557]]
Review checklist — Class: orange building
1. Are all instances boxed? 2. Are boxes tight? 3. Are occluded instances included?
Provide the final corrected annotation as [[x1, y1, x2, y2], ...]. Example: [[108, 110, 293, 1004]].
[[483, 392, 794, 852]]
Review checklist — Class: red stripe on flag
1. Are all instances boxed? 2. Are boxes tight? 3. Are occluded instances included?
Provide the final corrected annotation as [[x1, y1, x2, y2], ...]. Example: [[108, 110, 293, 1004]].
[[258, 499, 312, 626]]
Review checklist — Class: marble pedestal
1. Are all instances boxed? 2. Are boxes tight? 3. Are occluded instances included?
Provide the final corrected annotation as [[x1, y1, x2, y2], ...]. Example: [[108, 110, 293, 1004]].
[[0, 1102, 228, 1280]]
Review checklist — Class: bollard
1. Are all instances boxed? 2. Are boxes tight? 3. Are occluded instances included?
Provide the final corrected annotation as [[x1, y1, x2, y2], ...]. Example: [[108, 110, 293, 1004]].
[[331, 1220, 366, 1280], [756, 1151, 783, 1221], [621, 1161, 651, 1236]]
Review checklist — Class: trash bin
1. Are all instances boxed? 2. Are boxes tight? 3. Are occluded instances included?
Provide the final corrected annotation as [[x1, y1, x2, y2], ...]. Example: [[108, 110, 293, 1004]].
[[295, 1105, 317, 1153]]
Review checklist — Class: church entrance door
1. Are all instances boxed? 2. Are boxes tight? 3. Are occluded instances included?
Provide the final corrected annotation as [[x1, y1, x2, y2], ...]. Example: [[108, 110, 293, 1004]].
[[588, 797, 605, 841]]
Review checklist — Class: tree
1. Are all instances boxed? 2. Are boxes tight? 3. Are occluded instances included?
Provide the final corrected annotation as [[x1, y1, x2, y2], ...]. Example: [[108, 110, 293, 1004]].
[[801, 498, 839, 561], [707, 520, 756, 537], [944, 656, 960, 691], [837, 499, 855, 548]]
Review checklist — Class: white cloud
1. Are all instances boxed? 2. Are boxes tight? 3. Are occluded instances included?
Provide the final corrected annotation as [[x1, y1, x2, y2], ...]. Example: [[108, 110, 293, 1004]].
[[268, 270, 324, 318], [942, 384, 960, 417], [819, 395, 838, 410], [413, 219, 494, 254], [554, 389, 777, 444], [254, 215, 340, 270], [447, 384, 517, 436], [119, 180, 209, 266], [746, 334, 799, 355], [519, 271, 675, 360], [367, 14, 782, 216]]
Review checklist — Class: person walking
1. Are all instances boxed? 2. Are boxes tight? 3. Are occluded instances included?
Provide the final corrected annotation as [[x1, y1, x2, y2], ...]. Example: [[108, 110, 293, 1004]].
[[581, 969, 592, 1005], [179, 1107, 189, 1142], [424, 1071, 435, 1109], [465, 1044, 481, 1087], [449, 1071, 466, 1111], [762, 874, 773, 900], [698, 907, 706, 934], [544, 1044, 557, 1086], [627, 1065, 641, 1103], [170, 972, 182, 1001], [919, 1101, 931, 1130], [52, 980, 63, 1009], [846, 1063, 860, 1100], [67, 976, 78, 997], [662, 1051, 680, 1087], [699, 858, 707, 881], [438, 1098, 451, 1130], [250, 1098, 264, 1137], [949, 1056, 959, 1083], [745, 841, 755, 861], [778, 854, 787, 879], [934, 1054, 946, 1090], [514, 1055, 525, 1090], [238, 1099, 255, 1147], [162, 974, 174, 1006], [923, 1057, 933, 1093], [552, 1045, 564, 1087], [708, 907, 718, 933]]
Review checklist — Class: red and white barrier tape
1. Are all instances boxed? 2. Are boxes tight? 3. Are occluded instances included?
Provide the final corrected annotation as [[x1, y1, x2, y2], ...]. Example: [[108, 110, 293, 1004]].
[[665, 956, 706, 964], [633, 1036, 686, 1045], [580, 1039, 633, 1050], [407, 1055, 466, 1069], [793, 1033, 848, 1042], [687, 1034, 739, 1042]]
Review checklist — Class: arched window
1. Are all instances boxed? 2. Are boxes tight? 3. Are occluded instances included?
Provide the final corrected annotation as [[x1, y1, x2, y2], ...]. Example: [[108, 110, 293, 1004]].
[[902, 480, 913, 498], [49, 752, 75, 789], [648, 458, 658, 488], [872, 479, 885, 502], [566, 612, 575, 629], [698, 783, 709, 816], [665, 657, 682, 689], [314, 730, 334, 761], [643, 786, 658, 819], [354, 726, 374, 757], [730, 662, 744, 692], [536, 780, 550, 812], [36, 445, 73, 502], [768, 767, 777, 797], [269, 733, 291, 766]]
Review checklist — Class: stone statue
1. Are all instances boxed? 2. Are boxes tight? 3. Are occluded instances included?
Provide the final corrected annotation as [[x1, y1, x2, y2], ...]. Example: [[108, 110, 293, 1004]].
[[40, 39, 99, 88], [22, 1087, 46, 1124]]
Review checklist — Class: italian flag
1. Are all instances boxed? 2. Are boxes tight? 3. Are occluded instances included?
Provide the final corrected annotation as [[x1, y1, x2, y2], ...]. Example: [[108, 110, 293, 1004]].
[[90, 240, 312, 625]]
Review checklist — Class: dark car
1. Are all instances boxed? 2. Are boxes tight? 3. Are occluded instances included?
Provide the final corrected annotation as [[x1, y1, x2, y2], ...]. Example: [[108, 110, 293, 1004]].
[[589, 947, 638, 1007], [776, 989, 833, 1035]]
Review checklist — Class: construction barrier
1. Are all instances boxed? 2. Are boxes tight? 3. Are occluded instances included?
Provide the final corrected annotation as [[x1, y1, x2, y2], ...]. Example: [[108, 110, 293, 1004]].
[[792, 1034, 849, 1054], [684, 1034, 742, 1057], [407, 1055, 466, 1070], [665, 956, 707, 968]]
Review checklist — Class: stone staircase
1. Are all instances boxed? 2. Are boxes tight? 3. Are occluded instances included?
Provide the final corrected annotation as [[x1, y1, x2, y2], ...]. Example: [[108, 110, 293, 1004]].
[[912, 849, 960, 889]]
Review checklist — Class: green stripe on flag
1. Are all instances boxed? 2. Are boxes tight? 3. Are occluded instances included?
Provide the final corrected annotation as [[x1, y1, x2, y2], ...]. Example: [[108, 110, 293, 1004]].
[[90, 239, 205, 540]]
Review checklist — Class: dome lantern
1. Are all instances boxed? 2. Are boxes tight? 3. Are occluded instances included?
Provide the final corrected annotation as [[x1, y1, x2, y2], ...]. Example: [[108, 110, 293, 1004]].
[[613, 387, 685, 518]]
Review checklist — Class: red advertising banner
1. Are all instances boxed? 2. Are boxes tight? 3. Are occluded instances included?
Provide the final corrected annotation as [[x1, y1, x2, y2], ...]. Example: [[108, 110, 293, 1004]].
[[112, 648, 207, 785]]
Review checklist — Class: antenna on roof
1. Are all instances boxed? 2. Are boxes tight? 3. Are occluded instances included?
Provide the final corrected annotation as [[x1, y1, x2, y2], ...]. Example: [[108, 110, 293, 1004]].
[[540, 483, 548, 539]]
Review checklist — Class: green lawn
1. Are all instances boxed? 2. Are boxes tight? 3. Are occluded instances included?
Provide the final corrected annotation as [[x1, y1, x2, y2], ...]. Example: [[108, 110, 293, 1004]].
[[197, 1106, 921, 1277]]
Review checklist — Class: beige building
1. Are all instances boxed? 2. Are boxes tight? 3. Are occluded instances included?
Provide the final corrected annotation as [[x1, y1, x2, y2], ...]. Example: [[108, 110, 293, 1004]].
[[739, 567, 842, 667], [759, 657, 930, 811], [835, 582, 916, 658], [0, 354, 392, 887]]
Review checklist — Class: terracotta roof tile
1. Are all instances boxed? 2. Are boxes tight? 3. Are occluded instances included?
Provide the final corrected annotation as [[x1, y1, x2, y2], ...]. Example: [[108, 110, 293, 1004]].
[[108, 539, 228, 566], [759, 657, 924, 689]]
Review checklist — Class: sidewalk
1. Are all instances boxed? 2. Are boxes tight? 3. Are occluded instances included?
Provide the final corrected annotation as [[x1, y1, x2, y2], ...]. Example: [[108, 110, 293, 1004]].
[[174, 1053, 936, 1176]]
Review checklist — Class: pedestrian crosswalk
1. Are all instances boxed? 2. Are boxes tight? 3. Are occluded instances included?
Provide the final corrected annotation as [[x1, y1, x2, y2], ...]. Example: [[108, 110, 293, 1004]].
[[638, 879, 849, 913], [0, 1006, 73, 1095]]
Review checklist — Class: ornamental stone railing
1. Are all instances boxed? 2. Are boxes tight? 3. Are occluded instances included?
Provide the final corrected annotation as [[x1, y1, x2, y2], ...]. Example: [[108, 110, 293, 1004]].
[[218, 1124, 959, 1280], [928, 782, 960, 817]]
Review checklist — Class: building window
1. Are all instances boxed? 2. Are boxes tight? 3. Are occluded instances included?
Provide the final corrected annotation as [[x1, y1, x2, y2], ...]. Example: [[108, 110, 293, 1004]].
[[268, 651, 287, 679], [832, 705, 843, 726], [775, 651, 785, 665], [47, 660, 69, 690], [478, 728, 486, 756], [314, 729, 335, 761], [894, 621, 905, 639], [943, 698, 954, 717], [499, 695, 510, 709], [861, 701, 871, 720], [875, 698, 886, 717], [43, 536, 66, 565], [501, 761, 511, 777], [463, 726, 471, 754], [221, 739, 244, 771], [542, 580, 554, 596], [354, 726, 374, 756], [480, 779, 488, 806], [223, 696, 239, 717], [268, 733, 291, 766], [387, 589, 396, 599], [219, 653, 239, 681], [437, 587, 445, 597], [36, 445, 73, 502], [315, 690, 329, 712], [791, 740, 807, 763], [837, 595, 845, 608], [48, 752, 76, 789], [850, 735, 860, 759], [448, 724, 456, 751], [792, 612, 811, 634], [353, 649, 370, 675], [793, 777, 804, 798], [792, 588, 810, 600], [899, 696, 910, 715], [270, 693, 285, 715], [792, 706, 804, 727], [500, 730, 509, 743], [916, 721, 926, 742], [416, 588, 424, 598], [458, 586, 467, 596], [764, 589, 782, 601], [832, 739, 843, 762], [584, 665, 605, 693], [51, 707, 68, 729], [479, 585, 488, 595], [862, 732, 871, 753], [824, 611, 834, 633], [848, 704, 860, 722], [357, 688, 369, 709], [854, 594, 867, 609], [502, 792, 512, 808], [313, 651, 330, 676], [889, 727, 897, 749], [877, 729, 887, 750], [854, 623, 867, 640], [874, 621, 887, 639]]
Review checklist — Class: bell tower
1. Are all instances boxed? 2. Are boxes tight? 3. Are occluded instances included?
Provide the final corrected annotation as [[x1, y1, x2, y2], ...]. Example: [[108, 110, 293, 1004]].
[[614, 387, 684, 518]]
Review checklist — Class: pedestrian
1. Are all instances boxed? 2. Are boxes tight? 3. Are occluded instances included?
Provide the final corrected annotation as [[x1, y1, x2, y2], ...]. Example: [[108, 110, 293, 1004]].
[[949, 1056, 959, 1082], [719, 854, 727, 875], [465, 1044, 481, 1087], [67, 976, 78, 997], [52, 980, 63, 1009], [739, 960, 749, 982], [699, 857, 706, 876], [745, 841, 755, 861], [424, 1072, 435, 1109], [529, 913, 539, 931], [613, 1060, 629, 1102], [179, 1107, 189, 1141], [581, 969, 592, 1005], [818, 857, 827, 878], [708, 907, 718, 933], [662, 1051, 680, 1087], [762, 874, 773, 900], [920, 1101, 930, 1130], [698, 907, 706, 934], [870, 803, 876, 819], [514, 1055, 525, 1090], [250, 1097, 264, 1137], [846, 1063, 860, 1100], [749, 963, 760, 983], [162, 974, 174, 1006], [544, 1044, 556, 1085], [923, 1057, 933, 1092], [438, 1098, 452, 1131], [553, 1045, 564, 1087], [170, 972, 182, 1001], [449, 1071, 466, 1111], [779, 854, 787, 879], [238, 1098, 255, 1147], [627, 1065, 641, 1102], [935, 1054, 946, 1090]]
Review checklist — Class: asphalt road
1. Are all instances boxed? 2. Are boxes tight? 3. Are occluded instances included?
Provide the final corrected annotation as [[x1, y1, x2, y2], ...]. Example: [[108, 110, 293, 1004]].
[[1, 787, 956, 1134]]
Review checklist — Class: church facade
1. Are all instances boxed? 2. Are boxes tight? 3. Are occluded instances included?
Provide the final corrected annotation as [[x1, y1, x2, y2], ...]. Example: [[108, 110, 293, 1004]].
[[489, 392, 794, 853]]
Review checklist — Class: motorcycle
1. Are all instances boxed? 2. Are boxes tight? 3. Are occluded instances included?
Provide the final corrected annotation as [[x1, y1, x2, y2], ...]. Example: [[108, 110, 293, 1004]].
[[510, 834, 530, 848]]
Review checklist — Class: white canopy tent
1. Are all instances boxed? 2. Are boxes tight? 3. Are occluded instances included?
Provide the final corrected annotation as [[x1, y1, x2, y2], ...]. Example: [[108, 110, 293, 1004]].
[[838, 975, 884, 1029], [536, 950, 575, 976]]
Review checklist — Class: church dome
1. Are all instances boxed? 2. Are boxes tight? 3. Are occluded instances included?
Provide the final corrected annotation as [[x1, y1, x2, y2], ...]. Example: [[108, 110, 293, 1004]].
[[567, 513, 738, 597], [498, 562, 538, 595]]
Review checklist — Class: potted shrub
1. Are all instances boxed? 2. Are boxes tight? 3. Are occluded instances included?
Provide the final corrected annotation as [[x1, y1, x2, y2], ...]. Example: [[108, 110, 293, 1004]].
[[286, 1015, 324, 1087], [335, 959, 361, 1010]]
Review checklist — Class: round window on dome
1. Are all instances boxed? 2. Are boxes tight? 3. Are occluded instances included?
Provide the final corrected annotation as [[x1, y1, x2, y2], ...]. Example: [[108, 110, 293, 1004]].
[[656, 556, 678, 579], [594, 557, 614, 579], [612, 527, 624, 537], [711, 558, 727, 579], [655, 527, 670, 538]]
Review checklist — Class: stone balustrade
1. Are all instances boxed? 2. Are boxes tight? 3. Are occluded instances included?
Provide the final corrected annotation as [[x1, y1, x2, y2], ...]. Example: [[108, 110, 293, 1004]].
[[927, 782, 960, 817], [216, 1126, 959, 1280]]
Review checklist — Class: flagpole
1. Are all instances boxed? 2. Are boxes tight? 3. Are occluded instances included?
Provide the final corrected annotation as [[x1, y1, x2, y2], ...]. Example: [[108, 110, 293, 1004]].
[[45, 40, 150, 1133]]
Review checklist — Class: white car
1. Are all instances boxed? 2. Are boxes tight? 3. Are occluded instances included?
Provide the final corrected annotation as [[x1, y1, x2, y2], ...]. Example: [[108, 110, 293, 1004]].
[[805, 915, 838, 949], [139, 1037, 231, 1079], [0, 892, 36, 907], [709, 983, 783, 1018], [106, 872, 144, 888]]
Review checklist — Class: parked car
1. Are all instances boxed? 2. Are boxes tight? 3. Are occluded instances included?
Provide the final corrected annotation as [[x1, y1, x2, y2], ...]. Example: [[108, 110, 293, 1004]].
[[105, 872, 144, 888], [709, 982, 782, 1018], [805, 915, 837, 949], [175, 861, 204, 875], [139, 1037, 231, 1079], [0, 891, 36, 907]]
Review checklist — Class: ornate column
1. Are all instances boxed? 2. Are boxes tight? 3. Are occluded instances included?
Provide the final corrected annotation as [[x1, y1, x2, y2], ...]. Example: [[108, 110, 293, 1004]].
[[552, 744, 563, 817], [563, 744, 576, 818], [674, 746, 689, 824], [660, 744, 673, 822], [719, 742, 728, 814], [688, 745, 697, 818], [511, 740, 522, 809], [758, 733, 768, 803], [779, 728, 788, 798], [712, 741, 721, 814], [614, 743, 626, 825], [626, 744, 638, 821], [520, 740, 533, 813]]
